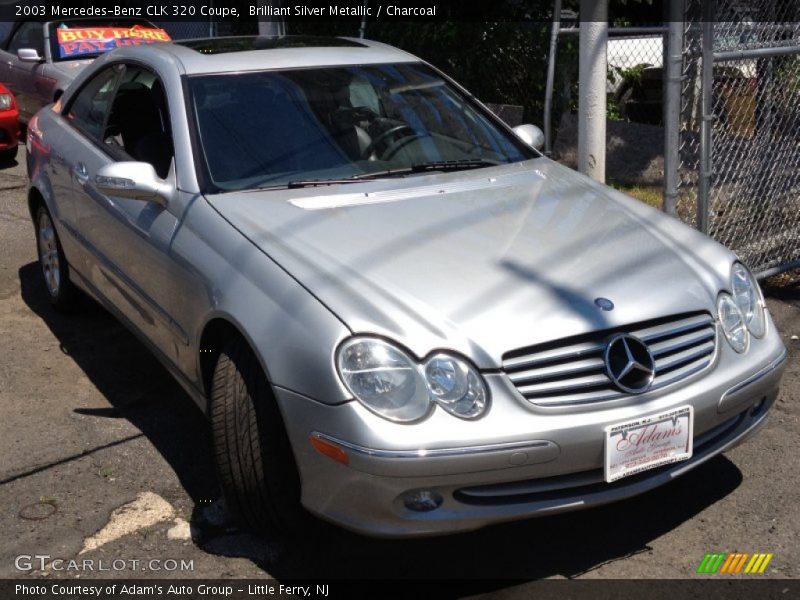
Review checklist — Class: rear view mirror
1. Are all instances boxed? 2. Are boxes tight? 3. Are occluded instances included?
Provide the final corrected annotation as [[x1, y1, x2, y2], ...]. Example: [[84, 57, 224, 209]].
[[95, 162, 173, 206], [17, 48, 43, 63], [513, 124, 545, 151]]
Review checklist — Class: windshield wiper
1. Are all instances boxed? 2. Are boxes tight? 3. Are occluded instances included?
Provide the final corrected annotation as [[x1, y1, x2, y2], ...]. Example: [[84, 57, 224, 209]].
[[287, 178, 369, 189], [286, 159, 499, 189], [356, 159, 499, 179]]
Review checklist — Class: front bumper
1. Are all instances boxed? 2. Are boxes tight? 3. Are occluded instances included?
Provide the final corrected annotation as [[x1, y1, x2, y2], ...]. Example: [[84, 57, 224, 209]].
[[276, 338, 787, 537]]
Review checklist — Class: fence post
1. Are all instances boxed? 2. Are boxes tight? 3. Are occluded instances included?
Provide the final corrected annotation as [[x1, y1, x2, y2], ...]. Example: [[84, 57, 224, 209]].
[[359, 0, 369, 38], [577, 0, 608, 182], [663, 1, 684, 216], [697, 2, 714, 234], [543, 0, 562, 155], [257, 0, 286, 36]]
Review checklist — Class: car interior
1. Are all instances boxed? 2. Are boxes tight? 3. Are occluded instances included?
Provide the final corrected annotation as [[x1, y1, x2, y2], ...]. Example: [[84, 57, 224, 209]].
[[190, 65, 509, 190], [103, 69, 174, 178], [66, 65, 175, 179]]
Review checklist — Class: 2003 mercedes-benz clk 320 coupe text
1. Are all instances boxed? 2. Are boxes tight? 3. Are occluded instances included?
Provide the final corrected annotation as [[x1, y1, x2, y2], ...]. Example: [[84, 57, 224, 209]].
[[27, 36, 787, 537]]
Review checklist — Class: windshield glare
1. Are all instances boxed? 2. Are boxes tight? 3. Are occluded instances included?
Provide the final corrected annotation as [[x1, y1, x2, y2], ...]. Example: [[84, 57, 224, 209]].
[[189, 63, 533, 191]]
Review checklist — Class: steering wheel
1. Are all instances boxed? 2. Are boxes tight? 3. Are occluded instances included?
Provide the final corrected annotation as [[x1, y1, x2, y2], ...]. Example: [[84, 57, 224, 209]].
[[381, 131, 430, 160], [336, 106, 379, 124], [360, 124, 416, 160]]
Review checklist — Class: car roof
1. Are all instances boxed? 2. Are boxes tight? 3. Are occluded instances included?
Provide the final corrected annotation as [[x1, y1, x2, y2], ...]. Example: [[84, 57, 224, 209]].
[[108, 35, 420, 75]]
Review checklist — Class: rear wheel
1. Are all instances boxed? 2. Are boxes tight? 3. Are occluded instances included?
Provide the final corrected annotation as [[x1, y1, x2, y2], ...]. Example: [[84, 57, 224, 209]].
[[35, 204, 79, 311], [210, 338, 307, 536]]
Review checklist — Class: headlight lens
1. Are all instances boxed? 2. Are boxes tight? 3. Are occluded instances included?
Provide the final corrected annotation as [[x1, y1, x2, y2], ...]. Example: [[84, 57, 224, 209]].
[[0, 94, 12, 110], [337, 338, 430, 422], [424, 354, 487, 419], [731, 262, 766, 338], [717, 293, 748, 353], [336, 338, 489, 422]]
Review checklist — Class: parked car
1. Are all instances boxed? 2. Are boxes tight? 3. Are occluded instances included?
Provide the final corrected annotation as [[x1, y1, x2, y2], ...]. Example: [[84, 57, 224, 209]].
[[27, 36, 787, 538], [0, 83, 20, 162], [0, 18, 170, 121]]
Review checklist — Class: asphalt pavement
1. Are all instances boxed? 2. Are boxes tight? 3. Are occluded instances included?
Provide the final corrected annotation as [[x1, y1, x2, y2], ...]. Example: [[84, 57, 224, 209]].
[[1, 147, 798, 590]]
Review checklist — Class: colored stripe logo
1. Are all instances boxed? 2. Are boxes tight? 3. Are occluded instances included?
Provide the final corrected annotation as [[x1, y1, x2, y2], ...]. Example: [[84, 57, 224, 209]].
[[696, 552, 773, 574]]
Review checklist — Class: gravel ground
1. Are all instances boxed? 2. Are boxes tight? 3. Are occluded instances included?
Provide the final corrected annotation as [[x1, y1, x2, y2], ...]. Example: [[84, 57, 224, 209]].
[[553, 113, 666, 187], [0, 147, 798, 590]]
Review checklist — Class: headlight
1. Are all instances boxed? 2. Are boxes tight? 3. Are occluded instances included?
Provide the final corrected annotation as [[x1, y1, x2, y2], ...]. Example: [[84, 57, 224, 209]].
[[336, 337, 489, 422], [337, 338, 430, 422], [424, 354, 487, 419], [0, 94, 12, 110], [717, 293, 748, 353], [731, 262, 766, 338]]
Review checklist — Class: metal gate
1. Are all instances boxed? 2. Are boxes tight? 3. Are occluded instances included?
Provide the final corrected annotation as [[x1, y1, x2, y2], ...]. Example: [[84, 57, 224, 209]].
[[667, 0, 800, 278]]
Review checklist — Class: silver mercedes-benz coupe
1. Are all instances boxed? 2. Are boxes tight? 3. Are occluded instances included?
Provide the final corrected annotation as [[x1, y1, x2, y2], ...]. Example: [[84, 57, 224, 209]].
[[26, 36, 787, 537]]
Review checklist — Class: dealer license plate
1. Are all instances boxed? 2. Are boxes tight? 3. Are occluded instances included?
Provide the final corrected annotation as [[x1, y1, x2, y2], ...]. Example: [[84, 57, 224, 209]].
[[604, 405, 694, 483]]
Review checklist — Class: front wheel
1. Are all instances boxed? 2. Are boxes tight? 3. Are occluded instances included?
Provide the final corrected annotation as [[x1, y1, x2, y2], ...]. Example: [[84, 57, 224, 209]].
[[210, 338, 307, 536], [35, 204, 79, 311]]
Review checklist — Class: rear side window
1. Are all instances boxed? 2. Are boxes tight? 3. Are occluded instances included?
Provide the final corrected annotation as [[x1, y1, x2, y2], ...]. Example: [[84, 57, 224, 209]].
[[8, 22, 44, 56], [65, 66, 122, 141]]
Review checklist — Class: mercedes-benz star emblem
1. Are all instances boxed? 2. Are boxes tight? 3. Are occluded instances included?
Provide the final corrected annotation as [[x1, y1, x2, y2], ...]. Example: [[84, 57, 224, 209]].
[[604, 334, 656, 394], [594, 297, 614, 311]]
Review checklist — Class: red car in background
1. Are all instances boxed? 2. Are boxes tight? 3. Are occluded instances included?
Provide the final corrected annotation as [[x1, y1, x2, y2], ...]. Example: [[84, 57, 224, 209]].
[[0, 83, 20, 163]]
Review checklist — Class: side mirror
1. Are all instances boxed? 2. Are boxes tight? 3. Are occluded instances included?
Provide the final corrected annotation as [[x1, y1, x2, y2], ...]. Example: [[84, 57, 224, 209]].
[[17, 48, 43, 63], [95, 162, 173, 206], [513, 124, 545, 151]]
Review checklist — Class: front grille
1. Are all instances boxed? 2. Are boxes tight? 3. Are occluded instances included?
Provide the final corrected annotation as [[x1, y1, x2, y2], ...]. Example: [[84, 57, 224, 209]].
[[502, 311, 717, 407]]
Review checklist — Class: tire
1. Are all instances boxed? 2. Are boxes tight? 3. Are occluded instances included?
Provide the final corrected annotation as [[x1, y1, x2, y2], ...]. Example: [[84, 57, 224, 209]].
[[34, 204, 80, 311], [210, 338, 306, 536], [0, 145, 18, 164]]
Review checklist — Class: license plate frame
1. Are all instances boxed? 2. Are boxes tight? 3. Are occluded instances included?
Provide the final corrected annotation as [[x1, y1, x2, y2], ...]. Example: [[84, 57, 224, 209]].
[[604, 405, 694, 483]]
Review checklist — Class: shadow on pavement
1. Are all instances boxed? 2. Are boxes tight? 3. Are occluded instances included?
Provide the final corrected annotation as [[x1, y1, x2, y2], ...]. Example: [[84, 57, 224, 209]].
[[252, 455, 742, 582], [18, 260, 745, 586], [18, 261, 217, 504]]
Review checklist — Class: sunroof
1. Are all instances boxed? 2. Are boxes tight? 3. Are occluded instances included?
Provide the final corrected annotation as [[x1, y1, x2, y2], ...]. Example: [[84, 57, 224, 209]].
[[177, 36, 366, 55]]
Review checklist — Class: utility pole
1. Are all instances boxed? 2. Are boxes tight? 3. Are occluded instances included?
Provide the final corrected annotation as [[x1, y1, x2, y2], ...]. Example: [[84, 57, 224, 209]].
[[577, 0, 608, 182], [257, 0, 286, 37]]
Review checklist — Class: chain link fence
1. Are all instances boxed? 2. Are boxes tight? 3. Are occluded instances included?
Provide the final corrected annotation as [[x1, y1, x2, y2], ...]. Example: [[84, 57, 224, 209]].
[[543, 13, 667, 155], [605, 30, 665, 123], [157, 21, 215, 40], [675, 0, 800, 277]]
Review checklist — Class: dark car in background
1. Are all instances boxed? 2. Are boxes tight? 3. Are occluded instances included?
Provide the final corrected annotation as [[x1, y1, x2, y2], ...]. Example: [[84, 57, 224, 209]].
[[0, 18, 170, 121]]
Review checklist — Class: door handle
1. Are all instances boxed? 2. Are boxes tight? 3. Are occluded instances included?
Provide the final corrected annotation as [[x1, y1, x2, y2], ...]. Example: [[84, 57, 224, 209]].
[[72, 162, 89, 184]]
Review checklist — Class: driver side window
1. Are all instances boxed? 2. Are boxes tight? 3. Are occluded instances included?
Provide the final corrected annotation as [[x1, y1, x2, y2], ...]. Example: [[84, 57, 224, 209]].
[[103, 65, 174, 179], [66, 66, 122, 141], [65, 64, 175, 179], [8, 22, 44, 56]]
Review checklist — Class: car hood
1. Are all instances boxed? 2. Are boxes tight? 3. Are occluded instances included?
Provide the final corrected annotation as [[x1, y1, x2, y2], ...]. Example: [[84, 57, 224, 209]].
[[47, 59, 93, 78], [206, 159, 734, 368]]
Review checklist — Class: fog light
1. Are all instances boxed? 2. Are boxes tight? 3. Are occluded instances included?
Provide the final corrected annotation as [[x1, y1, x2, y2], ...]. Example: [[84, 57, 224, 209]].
[[403, 490, 443, 512]]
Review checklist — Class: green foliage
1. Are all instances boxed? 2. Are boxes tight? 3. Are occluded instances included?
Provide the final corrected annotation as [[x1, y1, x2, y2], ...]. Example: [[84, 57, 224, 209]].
[[290, 19, 556, 126], [608, 62, 647, 87]]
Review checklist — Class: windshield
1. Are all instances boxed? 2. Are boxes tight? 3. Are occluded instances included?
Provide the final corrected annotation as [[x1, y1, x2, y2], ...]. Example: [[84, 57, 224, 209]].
[[48, 20, 170, 62], [189, 63, 534, 191]]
